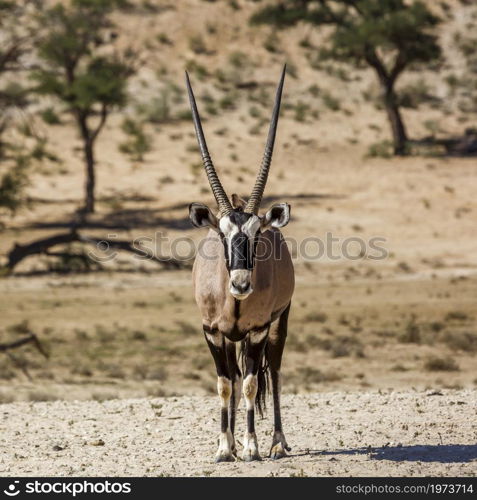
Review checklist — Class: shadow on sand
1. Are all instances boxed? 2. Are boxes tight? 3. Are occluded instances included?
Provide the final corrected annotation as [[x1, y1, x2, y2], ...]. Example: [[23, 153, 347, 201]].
[[24, 193, 346, 231], [304, 444, 477, 464]]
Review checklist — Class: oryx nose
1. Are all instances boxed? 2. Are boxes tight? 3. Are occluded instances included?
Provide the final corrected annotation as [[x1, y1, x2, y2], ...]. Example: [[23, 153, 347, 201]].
[[231, 281, 250, 294]]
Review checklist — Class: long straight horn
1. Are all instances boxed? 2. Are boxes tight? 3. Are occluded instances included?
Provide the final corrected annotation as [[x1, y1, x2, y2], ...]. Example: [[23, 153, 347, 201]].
[[245, 64, 286, 215], [185, 71, 233, 216]]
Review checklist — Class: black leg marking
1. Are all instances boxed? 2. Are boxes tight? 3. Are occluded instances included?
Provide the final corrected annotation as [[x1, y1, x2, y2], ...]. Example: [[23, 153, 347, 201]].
[[271, 371, 282, 433], [247, 408, 255, 434], [221, 407, 228, 434], [204, 331, 235, 462]]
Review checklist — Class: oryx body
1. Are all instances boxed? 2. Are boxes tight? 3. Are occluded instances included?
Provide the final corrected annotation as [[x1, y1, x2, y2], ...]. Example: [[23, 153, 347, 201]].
[[186, 66, 294, 462], [193, 228, 294, 340]]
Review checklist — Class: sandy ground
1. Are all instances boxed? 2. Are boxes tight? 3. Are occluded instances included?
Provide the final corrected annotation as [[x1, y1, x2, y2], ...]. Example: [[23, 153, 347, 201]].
[[0, 390, 475, 477]]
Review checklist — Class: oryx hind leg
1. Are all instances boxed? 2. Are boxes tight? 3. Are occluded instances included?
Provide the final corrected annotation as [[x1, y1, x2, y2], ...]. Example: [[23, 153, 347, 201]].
[[266, 303, 291, 459], [241, 327, 269, 462], [225, 339, 241, 454], [204, 329, 235, 463]]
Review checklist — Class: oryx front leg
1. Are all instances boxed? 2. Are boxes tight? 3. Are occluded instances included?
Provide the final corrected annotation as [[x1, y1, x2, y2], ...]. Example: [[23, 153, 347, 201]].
[[242, 328, 268, 462], [217, 376, 235, 462], [204, 330, 235, 463]]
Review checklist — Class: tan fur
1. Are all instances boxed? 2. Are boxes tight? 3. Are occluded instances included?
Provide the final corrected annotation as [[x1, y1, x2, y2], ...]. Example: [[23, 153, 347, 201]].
[[193, 227, 294, 339], [243, 374, 258, 401], [217, 376, 232, 402]]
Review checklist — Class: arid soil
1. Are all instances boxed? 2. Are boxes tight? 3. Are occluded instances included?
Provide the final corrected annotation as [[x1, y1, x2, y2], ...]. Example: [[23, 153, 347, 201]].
[[0, 390, 475, 477]]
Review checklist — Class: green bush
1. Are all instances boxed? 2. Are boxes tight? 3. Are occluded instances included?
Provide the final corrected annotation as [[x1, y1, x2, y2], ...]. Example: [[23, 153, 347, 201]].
[[0, 158, 29, 214], [367, 141, 394, 159], [40, 107, 62, 125], [119, 118, 152, 162]]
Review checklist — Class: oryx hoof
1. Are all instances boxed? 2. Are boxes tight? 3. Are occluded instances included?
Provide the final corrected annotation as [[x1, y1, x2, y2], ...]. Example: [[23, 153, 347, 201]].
[[215, 451, 235, 463], [269, 431, 291, 459], [242, 432, 261, 462], [242, 449, 262, 462], [269, 442, 288, 460]]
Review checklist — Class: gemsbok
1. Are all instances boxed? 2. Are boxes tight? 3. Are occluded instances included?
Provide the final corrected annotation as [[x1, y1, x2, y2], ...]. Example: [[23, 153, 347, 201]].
[[186, 66, 294, 462]]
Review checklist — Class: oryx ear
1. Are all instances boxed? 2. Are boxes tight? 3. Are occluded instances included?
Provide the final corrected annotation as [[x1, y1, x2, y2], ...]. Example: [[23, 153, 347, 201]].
[[231, 193, 247, 210], [261, 203, 290, 229], [189, 203, 219, 230]]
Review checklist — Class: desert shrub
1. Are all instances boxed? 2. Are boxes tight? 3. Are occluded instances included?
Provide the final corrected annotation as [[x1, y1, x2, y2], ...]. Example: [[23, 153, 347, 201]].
[[398, 80, 438, 109], [7, 319, 30, 335], [228, 51, 247, 69], [286, 62, 298, 79], [138, 83, 185, 124], [47, 247, 101, 274], [146, 386, 168, 397], [424, 356, 459, 372], [299, 36, 313, 49], [219, 92, 239, 110], [176, 320, 198, 336], [189, 34, 207, 54], [443, 331, 477, 353], [367, 141, 394, 159], [0, 391, 14, 404], [119, 118, 151, 162], [321, 91, 340, 111], [307, 334, 364, 358], [0, 360, 15, 380], [399, 317, 421, 344], [156, 32, 172, 45], [249, 106, 261, 119], [305, 312, 328, 323], [147, 366, 168, 381], [296, 366, 342, 384], [92, 391, 118, 402], [40, 107, 61, 125], [186, 60, 209, 81], [28, 390, 59, 402], [263, 31, 280, 53], [445, 311, 469, 322], [294, 101, 309, 122], [0, 159, 30, 215], [308, 84, 320, 98]]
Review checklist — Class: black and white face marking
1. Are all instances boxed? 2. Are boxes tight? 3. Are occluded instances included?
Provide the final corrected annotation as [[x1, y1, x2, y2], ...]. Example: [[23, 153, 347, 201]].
[[219, 210, 261, 300], [189, 201, 291, 300]]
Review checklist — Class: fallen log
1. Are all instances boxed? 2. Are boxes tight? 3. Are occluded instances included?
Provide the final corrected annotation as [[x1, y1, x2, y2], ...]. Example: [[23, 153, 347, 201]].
[[0, 333, 49, 357], [0, 333, 49, 381], [3, 230, 188, 273]]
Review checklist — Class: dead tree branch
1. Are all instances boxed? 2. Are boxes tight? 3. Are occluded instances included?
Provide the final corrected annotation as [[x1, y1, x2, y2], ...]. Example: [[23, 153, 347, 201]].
[[3, 230, 188, 273]]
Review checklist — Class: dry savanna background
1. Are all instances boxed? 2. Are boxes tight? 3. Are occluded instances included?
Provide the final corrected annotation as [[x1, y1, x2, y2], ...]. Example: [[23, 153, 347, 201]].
[[0, 0, 476, 476]]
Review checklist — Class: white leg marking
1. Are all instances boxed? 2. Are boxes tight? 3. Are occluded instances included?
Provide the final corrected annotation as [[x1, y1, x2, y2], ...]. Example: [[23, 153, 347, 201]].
[[242, 374, 261, 461], [243, 373, 257, 411], [218, 376, 232, 408], [217, 430, 235, 462]]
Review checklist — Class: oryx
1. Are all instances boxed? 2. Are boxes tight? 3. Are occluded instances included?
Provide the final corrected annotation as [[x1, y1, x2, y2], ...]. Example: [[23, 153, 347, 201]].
[[186, 66, 294, 462]]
